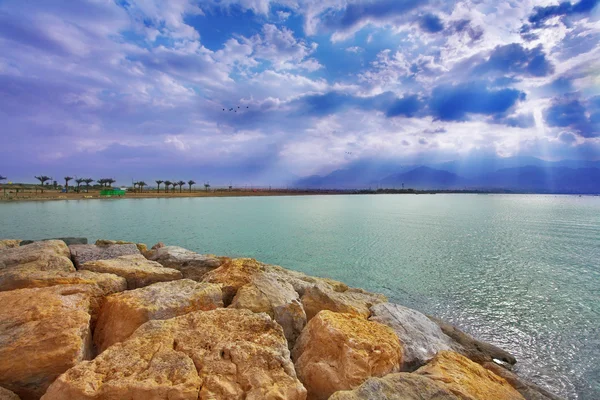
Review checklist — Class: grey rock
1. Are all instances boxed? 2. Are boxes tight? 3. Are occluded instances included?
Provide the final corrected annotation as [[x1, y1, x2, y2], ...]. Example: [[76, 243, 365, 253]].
[[483, 362, 564, 400], [69, 244, 140, 268], [147, 245, 222, 281], [20, 237, 87, 246], [370, 303, 454, 371]]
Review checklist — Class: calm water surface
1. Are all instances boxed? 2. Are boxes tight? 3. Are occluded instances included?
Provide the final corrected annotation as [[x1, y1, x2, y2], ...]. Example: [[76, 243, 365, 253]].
[[1, 194, 599, 399]]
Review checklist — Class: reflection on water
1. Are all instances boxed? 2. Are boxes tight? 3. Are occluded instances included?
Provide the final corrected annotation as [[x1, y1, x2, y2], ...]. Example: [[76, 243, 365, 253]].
[[1, 194, 599, 399]]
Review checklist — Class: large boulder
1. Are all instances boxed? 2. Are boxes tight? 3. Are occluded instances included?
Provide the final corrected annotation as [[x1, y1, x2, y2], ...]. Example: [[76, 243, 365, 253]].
[[230, 272, 307, 348], [482, 362, 563, 400], [0, 268, 126, 293], [292, 310, 402, 400], [202, 258, 265, 304], [69, 243, 140, 268], [43, 309, 307, 400], [0, 240, 73, 272], [369, 303, 453, 371], [328, 373, 460, 400], [428, 316, 516, 366], [148, 245, 223, 281], [263, 264, 349, 296], [0, 240, 21, 250], [95, 239, 148, 254], [415, 351, 524, 400], [301, 285, 387, 321], [0, 387, 20, 400], [94, 279, 223, 352], [0, 285, 94, 400], [20, 238, 87, 246], [80, 254, 182, 289]]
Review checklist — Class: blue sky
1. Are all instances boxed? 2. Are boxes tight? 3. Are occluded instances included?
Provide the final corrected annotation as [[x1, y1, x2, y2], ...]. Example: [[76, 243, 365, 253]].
[[0, 0, 599, 185]]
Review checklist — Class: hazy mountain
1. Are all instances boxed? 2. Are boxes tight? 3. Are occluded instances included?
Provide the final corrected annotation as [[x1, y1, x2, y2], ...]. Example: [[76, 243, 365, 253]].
[[379, 166, 464, 189]]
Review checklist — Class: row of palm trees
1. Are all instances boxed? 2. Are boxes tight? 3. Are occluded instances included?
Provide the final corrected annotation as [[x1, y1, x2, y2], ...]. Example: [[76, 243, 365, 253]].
[[152, 180, 209, 193]]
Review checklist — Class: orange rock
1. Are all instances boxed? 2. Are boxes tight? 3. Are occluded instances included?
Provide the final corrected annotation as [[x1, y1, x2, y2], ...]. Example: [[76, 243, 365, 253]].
[[0, 240, 73, 273], [0, 386, 20, 400], [301, 285, 386, 321], [202, 258, 265, 304], [292, 311, 402, 400], [0, 268, 126, 293], [94, 279, 223, 352], [415, 351, 524, 400], [0, 240, 21, 250]]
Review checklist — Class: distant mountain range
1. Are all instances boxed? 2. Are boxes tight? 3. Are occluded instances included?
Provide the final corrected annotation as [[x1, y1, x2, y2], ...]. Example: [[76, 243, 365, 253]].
[[295, 157, 600, 193]]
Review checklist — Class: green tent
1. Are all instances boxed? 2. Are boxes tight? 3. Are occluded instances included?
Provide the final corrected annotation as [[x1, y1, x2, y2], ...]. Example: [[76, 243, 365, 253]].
[[100, 189, 126, 197]]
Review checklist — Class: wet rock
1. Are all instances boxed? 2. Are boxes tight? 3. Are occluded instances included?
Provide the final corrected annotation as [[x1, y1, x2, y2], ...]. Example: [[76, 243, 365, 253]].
[[147, 245, 223, 281], [80, 254, 182, 289], [482, 362, 563, 400], [20, 237, 87, 246], [301, 285, 387, 321], [69, 243, 140, 268], [0, 268, 126, 293], [0, 286, 94, 400], [202, 258, 265, 304], [0, 240, 21, 250], [94, 279, 223, 352], [0, 387, 20, 400], [43, 309, 306, 400], [369, 303, 453, 370], [292, 310, 402, 400], [230, 272, 307, 348], [328, 373, 460, 400], [428, 316, 516, 366], [415, 351, 524, 400]]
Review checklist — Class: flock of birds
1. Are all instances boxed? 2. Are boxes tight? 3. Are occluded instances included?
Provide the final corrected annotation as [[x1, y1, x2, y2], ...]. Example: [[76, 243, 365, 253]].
[[223, 105, 249, 113]]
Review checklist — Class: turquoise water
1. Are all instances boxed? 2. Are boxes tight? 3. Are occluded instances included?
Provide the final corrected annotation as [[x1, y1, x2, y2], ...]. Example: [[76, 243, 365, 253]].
[[0, 194, 598, 399]]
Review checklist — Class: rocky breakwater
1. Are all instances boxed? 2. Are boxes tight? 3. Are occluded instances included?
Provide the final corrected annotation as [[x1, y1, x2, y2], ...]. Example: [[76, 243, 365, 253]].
[[0, 238, 562, 400]]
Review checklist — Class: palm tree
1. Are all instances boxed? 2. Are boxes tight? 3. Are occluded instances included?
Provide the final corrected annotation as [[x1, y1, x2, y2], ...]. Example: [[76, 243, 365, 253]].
[[105, 178, 115, 188], [138, 181, 147, 193], [34, 175, 51, 193], [187, 180, 196, 192], [204, 182, 211, 192], [75, 178, 85, 192], [97, 178, 106, 187], [155, 180, 164, 193], [172, 181, 177, 193], [164, 180, 172, 193], [64, 176, 73, 193], [83, 178, 94, 192], [176, 180, 185, 193]]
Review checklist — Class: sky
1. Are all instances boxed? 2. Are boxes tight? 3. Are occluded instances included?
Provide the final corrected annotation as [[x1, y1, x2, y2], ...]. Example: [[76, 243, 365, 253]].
[[0, 0, 599, 185]]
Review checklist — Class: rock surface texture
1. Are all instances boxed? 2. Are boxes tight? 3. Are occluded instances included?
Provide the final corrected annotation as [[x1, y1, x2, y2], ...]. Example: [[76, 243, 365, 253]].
[[370, 303, 454, 370], [148, 245, 224, 281], [0, 268, 126, 293], [0, 386, 21, 400], [301, 284, 387, 321], [0, 286, 93, 400], [94, 279, 223, 352], [482, 362, 563, 400], [80, 254, 182, 289], [43, 308, 307, 400], [292, 310, 402, 400], [69, 243, 140, 268], [328, 373, 461, 400], [202, 258, 265, 304], [0, 240, 21, 250], [0, 240, 73, 272], [415, 351, 524, 400]]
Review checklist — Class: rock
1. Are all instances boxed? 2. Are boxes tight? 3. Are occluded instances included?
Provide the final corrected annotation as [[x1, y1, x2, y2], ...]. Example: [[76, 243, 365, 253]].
[[482, 362, 563, 400], [202, 258, 265, 304], [80, 254, 182, 289], [94, 279, 223, 353], [0, 240, 21, 250], [20, 237, 88, 246], [263, 264, 349, 296], [415, 351, 524, 400], [151, 242, 165, 250], [230, 272, 307, 348], [328, 373, 460, 400], [0, 240, 73, 272], [0, 268, 127, 293], [69, 243, 140, 268], [0, 387, 20, 400], [95, 239, 148, 254], [292, 310, 402, 400], [428, 316, 516, 366], [369, 303, 454, 371], [301, 285, 387, 321], [147, 245, 223, 281], [0, 286, 94, 400], [43, 309, 307, 400]]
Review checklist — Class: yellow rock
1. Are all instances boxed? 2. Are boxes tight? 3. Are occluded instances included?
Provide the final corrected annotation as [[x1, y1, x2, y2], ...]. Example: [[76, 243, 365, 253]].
[[0, 286, 94, 400], [43, 309, 307, 400], [202, 258, 265, 304], [94, 279, 223, 352], [0, 240, 21, 250], [301, 285, 387, 321], [415, 351, 525, 400], [0, 386, 20, 400], [0, 268, 126, 293], [292, 310, 402, 400], [95, 239, 148, 254], [0, 240, 73, 273], [80, 254, 182, 289]]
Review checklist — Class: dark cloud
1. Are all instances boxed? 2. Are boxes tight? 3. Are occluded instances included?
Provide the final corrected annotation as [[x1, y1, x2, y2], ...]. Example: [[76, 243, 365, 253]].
[[323, 0, 425, 30], [474, 44, 554, 77], [558, 131, 578, 143], [495, 113, 535, 128], [386, 95, 422, 117], [419, 14, 444, 33], [528, 0, 599, 28], [295, 91, 404, 117], [429, 82, 525, 121], [450, 19, 484, 41], [545, 96, 600, 138]]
